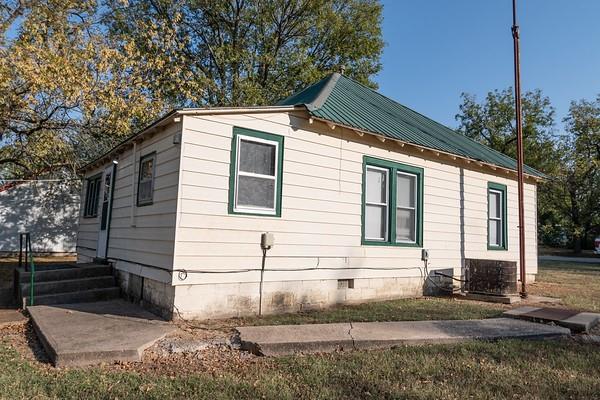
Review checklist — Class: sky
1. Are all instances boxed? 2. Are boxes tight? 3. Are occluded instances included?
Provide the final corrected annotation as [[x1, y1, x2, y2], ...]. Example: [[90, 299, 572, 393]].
[[374, 0, 600, 132]]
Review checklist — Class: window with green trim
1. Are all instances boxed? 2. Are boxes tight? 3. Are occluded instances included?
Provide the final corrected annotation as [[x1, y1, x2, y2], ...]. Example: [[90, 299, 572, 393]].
[[83, 174, 102, 218], [362, 156, 423, 247], [229, 127, 284, 217], [488, 182, 508, 250]]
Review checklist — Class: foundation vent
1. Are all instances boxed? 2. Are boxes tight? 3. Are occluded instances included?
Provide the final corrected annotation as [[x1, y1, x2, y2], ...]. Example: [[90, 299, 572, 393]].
[[337, 279, 354, 289]]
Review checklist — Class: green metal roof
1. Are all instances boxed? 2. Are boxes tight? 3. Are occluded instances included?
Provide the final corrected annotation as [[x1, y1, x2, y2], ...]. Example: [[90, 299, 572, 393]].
[[278, 73, 544, 178]]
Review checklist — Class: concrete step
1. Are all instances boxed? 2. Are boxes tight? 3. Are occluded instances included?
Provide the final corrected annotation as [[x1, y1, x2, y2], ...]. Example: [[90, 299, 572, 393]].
[[18, 264, 112, 284], [23, 287, 121, 308], [21, 276, 116, 297]]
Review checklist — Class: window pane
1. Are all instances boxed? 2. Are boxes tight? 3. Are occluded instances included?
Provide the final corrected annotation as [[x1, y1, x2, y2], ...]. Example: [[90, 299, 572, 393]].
[[489, 191, 501, 218], [141, 158, 154, 180], [365, 204, 386, 239], [239, 139, 276, 176], [237, 175, 275, 209], [138, 181, 152, 203], [366, 168, 387, 204], [396, 173, 416, 208], [396, 208, 416, 242], [489, 220, 501, 246], [103, 172, 112, 202]]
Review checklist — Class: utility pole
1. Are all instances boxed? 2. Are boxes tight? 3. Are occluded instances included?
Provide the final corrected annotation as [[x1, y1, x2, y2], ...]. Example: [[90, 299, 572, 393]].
[[512, 0, 527, 298]]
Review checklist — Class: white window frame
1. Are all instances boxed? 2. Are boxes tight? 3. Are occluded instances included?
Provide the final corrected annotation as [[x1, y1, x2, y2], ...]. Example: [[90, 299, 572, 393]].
[[364, 165, 389, 242], [233, 134, 279, 215], [488, 189, 504, 247], [396, 171, 418, 244]]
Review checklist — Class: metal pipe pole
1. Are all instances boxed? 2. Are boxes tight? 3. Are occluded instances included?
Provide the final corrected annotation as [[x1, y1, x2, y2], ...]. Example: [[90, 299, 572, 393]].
[[512, 0, 527, 298]]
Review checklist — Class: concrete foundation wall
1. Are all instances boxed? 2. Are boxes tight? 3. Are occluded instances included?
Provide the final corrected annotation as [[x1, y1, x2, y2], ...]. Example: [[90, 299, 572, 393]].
[[115, 269, 175, 320], [173, 275, 453, 319]]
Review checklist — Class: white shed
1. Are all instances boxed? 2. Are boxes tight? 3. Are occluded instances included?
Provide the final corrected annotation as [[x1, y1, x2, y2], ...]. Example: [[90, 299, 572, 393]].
[[0, 180, 79, 255], [77, 74, 542, 319]]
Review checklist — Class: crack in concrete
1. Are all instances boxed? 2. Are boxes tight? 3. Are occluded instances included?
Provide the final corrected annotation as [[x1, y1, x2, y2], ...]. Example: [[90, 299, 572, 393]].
[[348, 322, 357, 350]]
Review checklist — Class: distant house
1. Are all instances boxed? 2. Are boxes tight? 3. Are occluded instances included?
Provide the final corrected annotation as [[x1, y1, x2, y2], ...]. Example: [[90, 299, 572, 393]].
[[0, 180, 79, 255], [77, 73, 542, 319]]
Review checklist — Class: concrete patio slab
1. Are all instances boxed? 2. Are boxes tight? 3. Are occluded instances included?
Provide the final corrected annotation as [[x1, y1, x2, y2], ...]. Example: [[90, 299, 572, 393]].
[[237, 318, 570, 356], [0, 309, 27, 328], [464, 292, 521, 304], [503, 306, 600, 333], [28, 300, 175, 367]]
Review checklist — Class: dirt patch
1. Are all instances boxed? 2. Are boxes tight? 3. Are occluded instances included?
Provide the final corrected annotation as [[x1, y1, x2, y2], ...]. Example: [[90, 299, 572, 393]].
[[1, 316, 268, 375], [0, 321, 51, 366]]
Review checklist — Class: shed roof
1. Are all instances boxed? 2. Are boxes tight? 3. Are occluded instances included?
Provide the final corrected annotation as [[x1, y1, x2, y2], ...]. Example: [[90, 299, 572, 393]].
[[278, 73, 543, 178]]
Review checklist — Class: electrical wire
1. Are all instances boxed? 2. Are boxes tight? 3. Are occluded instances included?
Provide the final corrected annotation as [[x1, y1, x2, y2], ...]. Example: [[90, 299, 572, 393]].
[[423, 259, 461, 294]]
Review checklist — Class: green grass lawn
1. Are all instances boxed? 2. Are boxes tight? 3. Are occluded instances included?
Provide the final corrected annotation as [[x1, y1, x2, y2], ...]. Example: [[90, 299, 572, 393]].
[[530, 260, 600, 311], [1, 259, 599, 399], [1, 338, 599, 399], [233, 297, 504, 327]]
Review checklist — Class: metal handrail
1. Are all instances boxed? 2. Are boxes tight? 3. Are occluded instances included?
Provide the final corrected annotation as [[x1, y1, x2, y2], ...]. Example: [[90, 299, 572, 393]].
[[18, 232, 35, 306]]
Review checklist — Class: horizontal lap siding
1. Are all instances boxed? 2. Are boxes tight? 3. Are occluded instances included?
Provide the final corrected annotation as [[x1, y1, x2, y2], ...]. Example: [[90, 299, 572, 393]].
[[174, 112, 538, 286], [77, 165, 103, 260], [78, 124, 181, 275]]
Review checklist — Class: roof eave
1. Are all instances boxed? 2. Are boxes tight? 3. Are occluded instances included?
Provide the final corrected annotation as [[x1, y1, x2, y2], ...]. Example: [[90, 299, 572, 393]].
[[307, 115, 545, 181], [79, 106, 303, 174]]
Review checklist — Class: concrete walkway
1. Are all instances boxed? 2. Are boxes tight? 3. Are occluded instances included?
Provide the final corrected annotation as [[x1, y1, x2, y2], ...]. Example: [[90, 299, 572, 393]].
[[539, 255, 600, 264], [504, 306, 600, 333], [237, 318, 570, 356], [28, 300, 175, 367]]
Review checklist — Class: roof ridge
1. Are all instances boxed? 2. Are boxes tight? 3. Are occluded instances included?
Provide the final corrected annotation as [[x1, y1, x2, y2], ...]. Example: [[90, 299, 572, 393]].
[[308, 73, 340, 111]]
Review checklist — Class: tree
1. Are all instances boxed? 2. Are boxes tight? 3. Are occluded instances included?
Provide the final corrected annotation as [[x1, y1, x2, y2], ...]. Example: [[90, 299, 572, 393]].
[[1, 0, 384, 181], [455, 88, 557, 174], [0, 0, 171, 180], [540, 96, 600, 253], [456, 89, 600, 252], [106, 0, 384, 108]]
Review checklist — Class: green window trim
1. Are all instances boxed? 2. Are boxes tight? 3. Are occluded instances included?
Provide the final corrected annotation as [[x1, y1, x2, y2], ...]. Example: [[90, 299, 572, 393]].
[[83, 173, 102, 218], [361, 156, 424, 247], [487, 182, 508, 251], [228, 126, 284, 217]]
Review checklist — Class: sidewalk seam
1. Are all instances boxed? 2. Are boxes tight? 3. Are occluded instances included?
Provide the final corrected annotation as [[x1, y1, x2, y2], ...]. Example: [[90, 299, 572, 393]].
[[348, 322, 357, 350]]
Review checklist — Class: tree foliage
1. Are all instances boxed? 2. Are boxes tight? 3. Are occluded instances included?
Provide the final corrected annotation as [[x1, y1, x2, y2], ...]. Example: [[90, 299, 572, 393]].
[[0, 0, 384, 180], [541, 98, 600, 251], [456, 88, 557, 174], [106, 0, 384, 107], [0, 0, 169, 180], [456, 89, 600, 251]]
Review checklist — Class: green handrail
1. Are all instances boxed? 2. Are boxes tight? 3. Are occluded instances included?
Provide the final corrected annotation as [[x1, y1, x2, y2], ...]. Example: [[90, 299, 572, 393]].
[[29, 246, 35, 306]]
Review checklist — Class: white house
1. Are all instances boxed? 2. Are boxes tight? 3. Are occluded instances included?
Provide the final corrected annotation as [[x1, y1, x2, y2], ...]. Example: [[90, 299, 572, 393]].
[[0, 180, 79, 255], [77, 74, 542, 319]]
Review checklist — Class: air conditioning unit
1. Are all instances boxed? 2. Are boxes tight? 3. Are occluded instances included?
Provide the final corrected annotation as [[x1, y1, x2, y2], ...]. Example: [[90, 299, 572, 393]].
[[464, 259, 518, 296]]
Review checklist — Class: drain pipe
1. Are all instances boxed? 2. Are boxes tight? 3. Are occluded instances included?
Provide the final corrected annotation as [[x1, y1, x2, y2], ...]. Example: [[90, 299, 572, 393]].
[[258, 233, 274, 316]]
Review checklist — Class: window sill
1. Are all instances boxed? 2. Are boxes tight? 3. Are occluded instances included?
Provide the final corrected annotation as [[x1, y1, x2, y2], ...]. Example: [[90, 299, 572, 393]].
[[362, 239, 422, 248], [136, 201, 154, 207], [82, 215, 98, 219], [487, 245, 508, 251], [229, 209, 281, 218]]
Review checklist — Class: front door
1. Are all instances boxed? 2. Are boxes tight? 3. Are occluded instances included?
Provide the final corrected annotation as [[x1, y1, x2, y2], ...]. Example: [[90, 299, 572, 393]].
[[97, 163, 116, 259]]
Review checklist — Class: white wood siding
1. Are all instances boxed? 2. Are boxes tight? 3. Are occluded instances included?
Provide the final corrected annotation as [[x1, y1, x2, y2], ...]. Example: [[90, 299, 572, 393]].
[[77, 123, 182, 280], [173, 112, 538, 286]]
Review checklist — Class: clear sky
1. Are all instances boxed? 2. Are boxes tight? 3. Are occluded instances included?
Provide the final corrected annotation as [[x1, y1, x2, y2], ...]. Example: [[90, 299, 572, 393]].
[[375, 0, 600, 132]]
